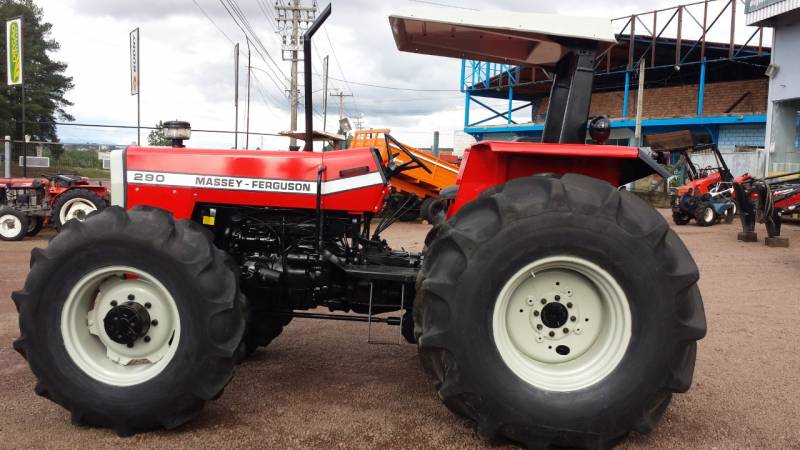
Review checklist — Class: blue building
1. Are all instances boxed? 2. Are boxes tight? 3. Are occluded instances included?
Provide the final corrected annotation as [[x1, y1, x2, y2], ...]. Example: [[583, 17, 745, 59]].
[[459, 1, 772, 169]]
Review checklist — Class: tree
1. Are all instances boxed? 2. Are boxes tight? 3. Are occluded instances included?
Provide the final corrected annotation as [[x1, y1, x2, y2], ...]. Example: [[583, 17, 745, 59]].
[[147, 121, 172, 146], [0, 0, 73, 149]]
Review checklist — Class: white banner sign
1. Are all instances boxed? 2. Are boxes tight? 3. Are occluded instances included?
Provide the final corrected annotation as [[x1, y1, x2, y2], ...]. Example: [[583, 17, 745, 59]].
[[130, 28, 139, 95]]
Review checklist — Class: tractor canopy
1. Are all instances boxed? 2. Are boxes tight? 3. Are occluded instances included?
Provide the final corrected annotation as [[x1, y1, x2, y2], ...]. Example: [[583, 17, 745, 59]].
[[388, 7, 616, 69]]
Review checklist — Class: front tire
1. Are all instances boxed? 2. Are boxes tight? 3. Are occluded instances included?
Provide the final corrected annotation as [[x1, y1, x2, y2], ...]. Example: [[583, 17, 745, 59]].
[[694, 204, 716, 227], [672, 211, 691, 225], [12, 206, 245, 435], [415, 174, 706, 448], [0, 206, 29, 241], [26, 216, 44, 237]]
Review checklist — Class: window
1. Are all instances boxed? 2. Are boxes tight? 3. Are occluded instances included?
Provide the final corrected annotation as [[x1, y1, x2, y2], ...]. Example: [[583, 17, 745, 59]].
[[795, 111, 800, 149]]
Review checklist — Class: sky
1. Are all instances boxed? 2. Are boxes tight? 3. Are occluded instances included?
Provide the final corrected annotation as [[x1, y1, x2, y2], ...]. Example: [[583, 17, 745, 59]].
[[32, 0, 768, 150]]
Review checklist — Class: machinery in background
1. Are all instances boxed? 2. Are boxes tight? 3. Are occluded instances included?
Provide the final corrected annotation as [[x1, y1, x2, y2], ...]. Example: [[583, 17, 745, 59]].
[[734, 171, 800, 246], [0, 173, 108, 241], [646, 131, 742, 226], [349, 129, 458, 222]]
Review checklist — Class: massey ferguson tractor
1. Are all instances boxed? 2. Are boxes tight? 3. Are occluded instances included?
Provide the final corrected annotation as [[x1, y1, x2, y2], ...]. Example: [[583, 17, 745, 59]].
[[11, 6, 705, 448]]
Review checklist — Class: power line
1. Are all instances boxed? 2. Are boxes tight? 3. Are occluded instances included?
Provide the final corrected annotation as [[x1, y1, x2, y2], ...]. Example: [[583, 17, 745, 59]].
[[192, 0, 235, 44], [219, 0, 289, 95], [322, 26, 361, 117], [19, 120, 283, 137]]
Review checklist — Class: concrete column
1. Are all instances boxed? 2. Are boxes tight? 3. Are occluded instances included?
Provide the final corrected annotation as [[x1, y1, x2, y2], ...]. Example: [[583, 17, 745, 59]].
[[4, 136, 10, 178]]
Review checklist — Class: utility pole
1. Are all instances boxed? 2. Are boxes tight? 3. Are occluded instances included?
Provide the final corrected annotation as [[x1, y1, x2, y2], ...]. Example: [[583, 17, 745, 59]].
[[353, 114, 364, 131], [330, 89, 352, 121], [634, 59, 646, 146], [245, 38, 251, 149], [276, 0, 317, 150], [322, 55, 329, 132], [234, 43, 239, 149]]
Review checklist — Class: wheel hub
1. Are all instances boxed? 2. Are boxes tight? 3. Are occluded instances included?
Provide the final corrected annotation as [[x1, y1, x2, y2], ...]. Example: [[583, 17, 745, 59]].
[[103, 301, 151, 345], [540, 301, 569, 329]]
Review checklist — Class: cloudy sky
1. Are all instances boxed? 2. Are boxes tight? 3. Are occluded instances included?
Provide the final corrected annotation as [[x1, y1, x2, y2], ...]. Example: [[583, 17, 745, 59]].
[[33, 0, 765, 149]]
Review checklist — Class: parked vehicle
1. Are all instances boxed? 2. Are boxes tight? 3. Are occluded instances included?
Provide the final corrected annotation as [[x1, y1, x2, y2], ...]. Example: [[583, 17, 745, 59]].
[[11, 7, 705, 449], [0, 173, 108, 241]]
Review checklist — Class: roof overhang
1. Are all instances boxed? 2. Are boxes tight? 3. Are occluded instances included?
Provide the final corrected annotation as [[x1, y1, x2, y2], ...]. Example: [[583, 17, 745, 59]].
[[389, 7, 617, 69]]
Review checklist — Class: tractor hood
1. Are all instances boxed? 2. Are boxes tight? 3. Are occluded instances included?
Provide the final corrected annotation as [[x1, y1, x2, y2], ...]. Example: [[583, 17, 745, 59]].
[[388, 7, 616, 68]]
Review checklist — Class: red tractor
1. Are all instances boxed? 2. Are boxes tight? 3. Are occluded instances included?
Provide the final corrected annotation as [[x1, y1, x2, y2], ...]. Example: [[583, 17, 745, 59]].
[[0, 173, 108, 241], [11, 7, 705, 448]]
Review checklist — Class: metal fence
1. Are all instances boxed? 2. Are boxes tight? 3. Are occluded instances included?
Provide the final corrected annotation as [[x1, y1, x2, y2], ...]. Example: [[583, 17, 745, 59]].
[[1, 139, 114, 181]]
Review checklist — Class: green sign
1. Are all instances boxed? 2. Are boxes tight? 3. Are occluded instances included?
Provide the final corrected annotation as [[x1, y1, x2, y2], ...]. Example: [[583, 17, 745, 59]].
[[6, 18, 23, 86]]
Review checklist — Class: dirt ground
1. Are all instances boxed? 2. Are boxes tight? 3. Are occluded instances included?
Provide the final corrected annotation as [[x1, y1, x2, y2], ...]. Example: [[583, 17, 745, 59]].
[[1, 212, 799, 449]]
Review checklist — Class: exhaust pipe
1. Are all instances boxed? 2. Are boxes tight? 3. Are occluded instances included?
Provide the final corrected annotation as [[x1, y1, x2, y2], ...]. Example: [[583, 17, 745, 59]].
[[303, 4, 331, 152]]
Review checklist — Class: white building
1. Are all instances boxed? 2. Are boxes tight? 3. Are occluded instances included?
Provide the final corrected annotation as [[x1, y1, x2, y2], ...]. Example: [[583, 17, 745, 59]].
[[747, 0, 800, 174]]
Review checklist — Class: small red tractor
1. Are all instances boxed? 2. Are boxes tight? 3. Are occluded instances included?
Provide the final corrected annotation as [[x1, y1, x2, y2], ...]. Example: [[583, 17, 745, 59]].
[[647, 131, 744, 226], [0, 173, 108, 241], [11, 7, 705, 448]]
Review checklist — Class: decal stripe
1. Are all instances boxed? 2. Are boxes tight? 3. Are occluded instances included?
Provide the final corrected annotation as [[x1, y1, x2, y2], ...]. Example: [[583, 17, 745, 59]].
[[126, 170, 384, 195]]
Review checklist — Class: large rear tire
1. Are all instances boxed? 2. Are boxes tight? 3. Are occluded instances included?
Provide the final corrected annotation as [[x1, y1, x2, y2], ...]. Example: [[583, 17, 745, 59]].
[[415, 174, 706, 448], [52, 188, 106, 231], [12, 206, 246, 435]]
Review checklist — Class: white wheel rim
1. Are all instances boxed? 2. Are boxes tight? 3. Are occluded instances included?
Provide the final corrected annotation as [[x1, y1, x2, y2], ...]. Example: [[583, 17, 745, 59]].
[[60, 198, 97, 224], [61, 266, 181, 387], [492, 256, 631, 392], [0, 214, 22, 239], [704, 208, 714, 223]]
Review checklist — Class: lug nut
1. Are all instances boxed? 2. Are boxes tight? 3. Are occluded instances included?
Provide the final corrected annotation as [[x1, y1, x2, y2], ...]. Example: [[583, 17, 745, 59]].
[[151, 319, 158, 326], [144, 336, 151, 343], [110, 300, 117, 306], [144, 302, 152, 309], [126, 343, 134, 348], [536, 324, 543, 330], [563, 328, 569, 334], [555, 295, 561, 301], [570, 316, 577, 322], [533, 310, 540, 317], [127, 294, 135, 301], [548, 331, 555, 337], [567, 302, 573, 308], [540, 298, 547, 305]]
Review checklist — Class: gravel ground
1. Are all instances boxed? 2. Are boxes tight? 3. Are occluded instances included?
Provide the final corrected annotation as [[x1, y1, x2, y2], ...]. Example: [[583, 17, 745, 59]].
[[1, 212, 799, 449]]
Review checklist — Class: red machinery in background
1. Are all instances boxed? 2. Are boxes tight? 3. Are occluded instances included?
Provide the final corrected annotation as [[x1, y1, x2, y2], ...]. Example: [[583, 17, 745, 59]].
[[0, 173, 108, 241]]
